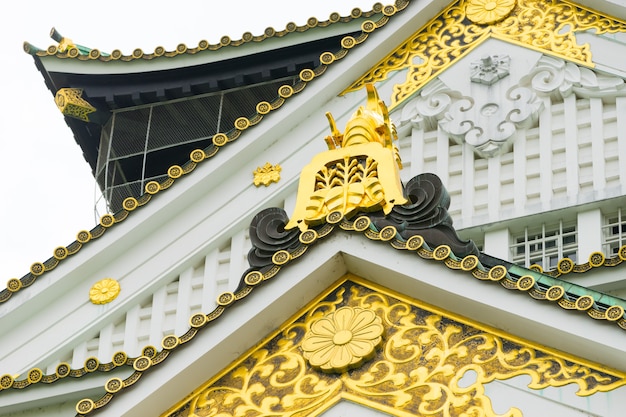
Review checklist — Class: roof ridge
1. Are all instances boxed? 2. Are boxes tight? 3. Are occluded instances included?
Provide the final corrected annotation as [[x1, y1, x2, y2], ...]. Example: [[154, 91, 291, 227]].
[[22, 3, 387, 62]]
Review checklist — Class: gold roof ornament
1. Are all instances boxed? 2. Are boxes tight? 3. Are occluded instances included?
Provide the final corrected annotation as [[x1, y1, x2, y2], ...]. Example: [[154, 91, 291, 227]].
[[302, 306, 383, 373], [253, 162, 281, 187], [285, 84, 407, 231], [466, 0, 516, 25], [89, 278, 120, 305], [50, 27, 77, 53], [54, 88, 96, 122]]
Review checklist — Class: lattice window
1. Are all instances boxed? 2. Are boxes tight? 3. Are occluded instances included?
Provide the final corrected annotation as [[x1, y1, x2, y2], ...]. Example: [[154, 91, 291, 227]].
[[510, 222, 577, 269], [603, 208, 626, 256]]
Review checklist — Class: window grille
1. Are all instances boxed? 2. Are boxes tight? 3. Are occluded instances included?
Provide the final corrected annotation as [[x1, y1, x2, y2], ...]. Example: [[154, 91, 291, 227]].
[[510, 221, 577, 269], [94, 78, 293, 212], [602, 208, 626, 256]]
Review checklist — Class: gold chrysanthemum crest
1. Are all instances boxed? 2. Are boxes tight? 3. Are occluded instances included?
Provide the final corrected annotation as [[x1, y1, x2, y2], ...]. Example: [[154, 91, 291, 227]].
[[301, 306, 383, 373], [466, 0, 516, 25], [89, 278, 120, 305]]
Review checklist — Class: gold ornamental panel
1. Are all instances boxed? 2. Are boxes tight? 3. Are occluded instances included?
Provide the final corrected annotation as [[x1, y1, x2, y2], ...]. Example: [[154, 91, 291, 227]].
[[54, 88, 96, 122], [285, 84, 406, 231], [345, 0, 626, 108], [163, 276, 625, 417]]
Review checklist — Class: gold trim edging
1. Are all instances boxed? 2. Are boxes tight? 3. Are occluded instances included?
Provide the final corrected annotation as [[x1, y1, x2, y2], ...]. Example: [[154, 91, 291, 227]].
[[163, 276, 626, 417]]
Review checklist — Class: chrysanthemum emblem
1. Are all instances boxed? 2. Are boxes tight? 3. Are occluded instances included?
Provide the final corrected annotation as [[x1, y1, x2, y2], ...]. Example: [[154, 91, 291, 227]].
[[89, 278, 121, 305], [466, 0, 516, 25], [301, 306, 383, 373]]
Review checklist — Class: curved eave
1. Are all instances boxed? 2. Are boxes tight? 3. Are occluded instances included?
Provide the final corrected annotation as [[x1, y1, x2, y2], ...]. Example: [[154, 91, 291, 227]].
[[30, 31, 360, 175], [24, 13, 369, 74]]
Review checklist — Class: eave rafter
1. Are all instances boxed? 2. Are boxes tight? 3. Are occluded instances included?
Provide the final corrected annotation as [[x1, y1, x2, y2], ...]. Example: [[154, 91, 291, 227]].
[[344, 0, 626, 107]]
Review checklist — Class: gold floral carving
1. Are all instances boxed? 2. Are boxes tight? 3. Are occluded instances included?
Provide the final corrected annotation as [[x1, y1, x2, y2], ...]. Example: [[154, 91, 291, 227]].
[[253, 163, 281, 187], [89, 278, 120, 305], [285, 84, 406, 231], [54, 88, 96, 122], [302, 306, 383, 373], [345, 0, 626, 107], [466, 0, 516, 25], [164, 277, 625, 417]]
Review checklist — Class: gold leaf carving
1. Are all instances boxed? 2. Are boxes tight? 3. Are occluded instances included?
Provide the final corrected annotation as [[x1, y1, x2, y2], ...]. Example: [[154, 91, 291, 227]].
[[165, 277, 625, 417], [345, 0, 626, 108], [89, 278, 120, 305], [466, 0, 516, 25], [54, 88, 96, 122], [302, 306, 383, 373], [253, 162, 281, 187]]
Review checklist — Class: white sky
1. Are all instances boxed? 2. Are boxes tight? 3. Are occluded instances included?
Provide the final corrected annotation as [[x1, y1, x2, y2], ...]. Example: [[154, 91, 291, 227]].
[[0, 0, 376, 280]]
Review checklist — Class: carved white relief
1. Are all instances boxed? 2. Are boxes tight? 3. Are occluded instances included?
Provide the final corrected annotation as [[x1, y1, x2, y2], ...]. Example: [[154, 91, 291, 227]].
[[399, 53, 626, 158], [470, 54, 510, 85], [401, 74, 542, 158], [520, 55, 626, 102], [440, 85, 542, 157]]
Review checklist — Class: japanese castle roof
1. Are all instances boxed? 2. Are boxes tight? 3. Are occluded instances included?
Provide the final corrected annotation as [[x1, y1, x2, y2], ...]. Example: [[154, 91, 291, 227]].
[[4, 1, 626, 413]]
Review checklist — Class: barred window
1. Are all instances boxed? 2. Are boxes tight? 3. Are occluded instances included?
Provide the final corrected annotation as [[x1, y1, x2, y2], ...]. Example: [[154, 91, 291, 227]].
[[603, 208, 626, 256], [510, 222, 577, 269]]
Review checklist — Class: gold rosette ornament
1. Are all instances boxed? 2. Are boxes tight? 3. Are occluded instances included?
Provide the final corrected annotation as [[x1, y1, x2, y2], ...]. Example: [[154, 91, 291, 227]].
[[89, 278, 121, 305], [302, 306, 383, 373], [466, 0, 516, 25]]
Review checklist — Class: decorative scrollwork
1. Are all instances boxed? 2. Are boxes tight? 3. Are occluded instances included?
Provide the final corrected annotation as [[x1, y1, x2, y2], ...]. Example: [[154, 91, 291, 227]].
[[367, 173, 478, 257], [170, 280, 626, 417], [246, 208, 301, 271], [345, 0, 626, 107]]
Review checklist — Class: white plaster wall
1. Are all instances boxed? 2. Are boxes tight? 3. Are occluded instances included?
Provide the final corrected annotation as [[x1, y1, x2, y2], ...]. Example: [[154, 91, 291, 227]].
[[386, 37, 626, 272], [487, 376, 626, 417], [320, 401, 393, 416]]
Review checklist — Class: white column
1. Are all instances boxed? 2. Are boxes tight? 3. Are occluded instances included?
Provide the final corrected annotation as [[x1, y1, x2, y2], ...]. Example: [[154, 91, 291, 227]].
[[513, 129, 527, 217], [436, 129, 449, 185], [411, 126, 425, 177], [174, 268, 193, 335], [488, 156, 501, 223], [122, 304, 141, 357], [563, 95, 579, 202], [590, 98, 606, 196], [577, 208, 603, 263], [228, 230, 246, 290], [149, 286, 167, 347], [462, 143, 474, 226], [484, 228, 511, 261], [539, 96, 553, 210], [201, 250, 219, 312], [97, 323, 114, 363], [617, 97, 626, 195]]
